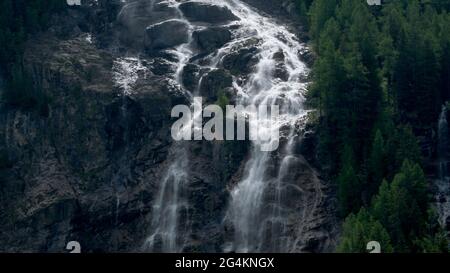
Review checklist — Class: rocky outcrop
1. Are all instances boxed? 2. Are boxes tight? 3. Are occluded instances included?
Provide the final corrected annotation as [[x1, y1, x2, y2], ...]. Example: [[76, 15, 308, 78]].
[[199, 69, 233, 102], [0, 0, 337, 253], [193, 27, 232, 53], [117, 0, 179, 49], [0, 33, 187, 252], [145, 20, 190, 52], [179, 2, 240, 24], [222, 47, 259, 76], [240, 0, 301, 23]]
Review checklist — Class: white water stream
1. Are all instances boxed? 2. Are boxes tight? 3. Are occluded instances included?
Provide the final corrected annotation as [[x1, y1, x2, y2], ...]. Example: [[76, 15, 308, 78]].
[[114, 0, 310, 253]]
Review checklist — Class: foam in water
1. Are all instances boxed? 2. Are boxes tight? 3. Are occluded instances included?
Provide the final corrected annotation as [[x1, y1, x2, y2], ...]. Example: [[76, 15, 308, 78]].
[[113, 57, 148, 95], [218, 0, 309, 253], [114, 0, 311, 252], [144, 148, 190, 252]]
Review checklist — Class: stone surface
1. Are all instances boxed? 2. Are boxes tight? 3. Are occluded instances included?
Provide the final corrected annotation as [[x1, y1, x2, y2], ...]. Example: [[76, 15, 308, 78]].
[[0, 0, 338, 253], [0, 34, 185, 252], [179, 2, 240, 24], [199, 69, 233, 102], [145, 20, 189, 52], [117, 0, 179, 49], [193, 27, 232, 53], [222, 46, 260, 76]]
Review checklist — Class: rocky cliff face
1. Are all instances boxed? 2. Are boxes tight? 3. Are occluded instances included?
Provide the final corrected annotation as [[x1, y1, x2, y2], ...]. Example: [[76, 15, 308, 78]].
[[0, 0, 337, 253]]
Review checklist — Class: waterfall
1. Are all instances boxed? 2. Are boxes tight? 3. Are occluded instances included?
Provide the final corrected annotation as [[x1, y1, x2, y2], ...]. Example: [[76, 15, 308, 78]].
[[438, 106, 449, 180], [143, 1, 197, 253], [115, 0, 312, 252], [145, 146, 190, 252], [218, 0, 309, 253], [436, 105, 450, 229]]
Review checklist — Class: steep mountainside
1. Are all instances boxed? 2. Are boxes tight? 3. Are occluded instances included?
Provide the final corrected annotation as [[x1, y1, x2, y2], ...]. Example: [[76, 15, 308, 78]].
[[0, 0, 338, 252]]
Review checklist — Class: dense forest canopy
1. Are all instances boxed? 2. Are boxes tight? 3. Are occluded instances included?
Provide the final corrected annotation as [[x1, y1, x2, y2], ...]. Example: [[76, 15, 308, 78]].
[[302, 0, 450, 252]]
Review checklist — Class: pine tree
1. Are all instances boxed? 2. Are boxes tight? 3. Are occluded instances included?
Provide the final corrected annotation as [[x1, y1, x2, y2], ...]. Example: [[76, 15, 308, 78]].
[[367, 130, 385, 200], [308, 0, 337, 40], [337, 145, 361, 217], [393, 1, 442, 127], [337, 208, 393, 253], [312, 34, 349, 169], [372, 160, 429, 251], [304, 0, 450, 253]]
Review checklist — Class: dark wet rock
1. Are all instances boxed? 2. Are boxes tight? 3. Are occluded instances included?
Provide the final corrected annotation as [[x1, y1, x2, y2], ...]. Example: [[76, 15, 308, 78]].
[[0, 0, 335, 254], [272, 50, 289, 81], [150, 58, 175, 76], [179, 2, 240, 24], [299, 49, 316, 67], [145, 20, 189, 52], [193, 27, 232, 53], [199, 69, 233, 101], [0, 34, 182, 252], [182, 64, 201, 92], [117, 0, 179, 49], [274, 64, 289, 81], [273, 50, 285, 62], [239, 0, 307, 41], [298, 137, 318, 170], [222, 47, 259, 76]]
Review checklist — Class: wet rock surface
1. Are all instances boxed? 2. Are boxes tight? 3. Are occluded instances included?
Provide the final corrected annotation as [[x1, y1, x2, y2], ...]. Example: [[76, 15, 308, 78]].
[[117, 0, 179, 49], [145, 20, 190, 52], [193, 27, 232, 53], [0, 0, 337, 253], [179, 2, 240, 24], [200, 69, 233, 102]]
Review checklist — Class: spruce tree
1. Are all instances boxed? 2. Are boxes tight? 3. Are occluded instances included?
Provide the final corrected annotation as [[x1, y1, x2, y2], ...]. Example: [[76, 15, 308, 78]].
[[337, 208, 393, 253]]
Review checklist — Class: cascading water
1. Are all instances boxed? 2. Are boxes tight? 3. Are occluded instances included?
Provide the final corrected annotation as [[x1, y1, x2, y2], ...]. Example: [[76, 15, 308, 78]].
[[143, 1, 197, 252], [214, 1, 310, 253], [145, 146, 190, 252], [436, 105, 450, 230], [113, 0, 198, 252], [117, 0, 314, 252]]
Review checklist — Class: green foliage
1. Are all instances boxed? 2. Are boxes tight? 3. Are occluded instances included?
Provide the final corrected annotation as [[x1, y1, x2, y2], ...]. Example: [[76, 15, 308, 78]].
[[371, 160, 429, 251], [295, 0, 314, 28], [305, 0, 450, 252], [337, 208, 393, 253], [367, 130, 385, 200], [339, 160, 447, 253], [392, 2, 442, 127], [337, 145, 361, 217], [415, 208, 449, 253], [308, 0, 337, 40], [216, 91, 230, 112], [416, 232, 449, 253], [385, 125, 422, 177], [310, 1, 384, 172]]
